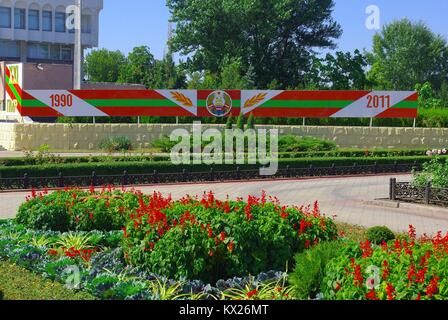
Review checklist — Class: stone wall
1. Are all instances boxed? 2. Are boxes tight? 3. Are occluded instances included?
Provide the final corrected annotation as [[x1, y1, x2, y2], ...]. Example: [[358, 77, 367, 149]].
[[0, 123, 16, 151], [1, 123, 448, 151]]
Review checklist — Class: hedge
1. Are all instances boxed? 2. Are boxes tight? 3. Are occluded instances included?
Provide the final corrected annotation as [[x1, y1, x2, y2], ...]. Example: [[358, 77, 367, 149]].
[[0, 156, 429, 178], [0, 149, 434, 168]]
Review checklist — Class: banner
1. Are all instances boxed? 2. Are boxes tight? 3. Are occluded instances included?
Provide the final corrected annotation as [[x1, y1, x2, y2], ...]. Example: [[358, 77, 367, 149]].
[[17, 88, 418, 118], [5, 63, 23, 114]]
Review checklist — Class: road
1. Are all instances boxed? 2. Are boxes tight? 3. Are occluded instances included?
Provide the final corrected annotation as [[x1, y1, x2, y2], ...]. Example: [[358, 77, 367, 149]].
[[1, 174, 447, 236]]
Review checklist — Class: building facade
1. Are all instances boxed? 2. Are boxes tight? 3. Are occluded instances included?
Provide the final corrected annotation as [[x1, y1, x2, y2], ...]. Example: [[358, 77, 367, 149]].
[[0, 0, 103, 64]]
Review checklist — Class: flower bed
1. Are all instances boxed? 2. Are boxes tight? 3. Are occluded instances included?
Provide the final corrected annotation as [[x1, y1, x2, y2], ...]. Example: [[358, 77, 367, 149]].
[[16, 187, 143, 232], [322, 226, 448, 300], [123, 192, 338, 282], [4, 189, 338, 300]]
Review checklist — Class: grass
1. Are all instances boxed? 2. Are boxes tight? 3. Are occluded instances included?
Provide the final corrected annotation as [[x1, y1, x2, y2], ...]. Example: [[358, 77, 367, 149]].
[[335, 222, 368, 242], [0, 261, 95, 300]]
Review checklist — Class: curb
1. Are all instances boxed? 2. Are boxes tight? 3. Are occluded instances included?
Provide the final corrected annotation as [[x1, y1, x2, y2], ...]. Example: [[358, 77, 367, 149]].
[[364, 199, 448, 221]]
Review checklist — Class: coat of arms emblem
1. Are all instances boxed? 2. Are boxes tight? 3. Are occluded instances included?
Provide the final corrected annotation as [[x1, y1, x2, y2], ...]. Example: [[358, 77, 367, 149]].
[[206, 91, 232, 117]]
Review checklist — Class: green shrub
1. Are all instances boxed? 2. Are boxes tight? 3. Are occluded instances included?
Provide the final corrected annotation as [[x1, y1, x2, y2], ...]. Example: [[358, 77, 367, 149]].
[[289, 241, 342, 299], [365, 226, 395, 245], [99, 136, 133, 153], [0, 156, 429, 179], [0, 289, 3, 300], [16, 189, 142, 232], [124, 192, 338, 282], [413, 158, 448, 188], [278, 136, 337, 152]]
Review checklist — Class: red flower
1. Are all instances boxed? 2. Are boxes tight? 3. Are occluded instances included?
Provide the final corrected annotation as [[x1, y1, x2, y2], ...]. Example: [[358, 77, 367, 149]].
[[335, 282, 341, 292], [48, 249, 58, 256], [408, 264, 416, 283], [228, 241, 235, 253], [354, 265, 363, 287], [360, 240, 373, 258], [208, 250, 214, 257], [409, 225, 417, 239], [247, 290, 258, 299], [220, 232, 227, 242], [426, 276, 439, 298], [365, 289, 378, 300], [386, 284, 395, 300]]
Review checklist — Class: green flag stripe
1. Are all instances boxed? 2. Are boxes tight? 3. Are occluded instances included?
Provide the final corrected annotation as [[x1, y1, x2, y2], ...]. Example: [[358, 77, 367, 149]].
[[5, 75, 22, 105], [259, 100, 352, 108]]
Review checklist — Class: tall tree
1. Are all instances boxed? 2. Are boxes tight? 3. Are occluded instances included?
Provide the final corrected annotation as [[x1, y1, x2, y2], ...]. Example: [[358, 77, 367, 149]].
[[84, 49, 126, 82], [118, 46, 155, 85], [149, 54, 186, 89], [367, 19, 448, 90], [167, 0, 342, 88]]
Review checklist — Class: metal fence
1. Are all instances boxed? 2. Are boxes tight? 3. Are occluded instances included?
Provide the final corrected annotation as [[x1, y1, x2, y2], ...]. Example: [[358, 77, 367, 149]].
[[390, 178, 448, 207], [0, 161, 421, 191]]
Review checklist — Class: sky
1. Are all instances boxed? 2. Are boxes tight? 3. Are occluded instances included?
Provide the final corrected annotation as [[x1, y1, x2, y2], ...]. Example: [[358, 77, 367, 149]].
[[98, 0, 448, 60]]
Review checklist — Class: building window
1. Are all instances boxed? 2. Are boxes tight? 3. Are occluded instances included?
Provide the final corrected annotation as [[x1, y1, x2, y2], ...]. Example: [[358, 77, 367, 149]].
[[55, 12, 65, 32], [61, 45, 72, 61], [0, 40, 20, 58], [50, 45, 60, 60], [14, 8, 26, 29], [28, 9, 39, 30], [42, 11, 52, 31], [0, 7, 11, 28], [82, 15, 92, 34]]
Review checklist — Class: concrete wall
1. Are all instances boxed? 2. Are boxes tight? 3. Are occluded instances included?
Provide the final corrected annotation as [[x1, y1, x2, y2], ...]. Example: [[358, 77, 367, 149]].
[[1, 123, 448, 151], [0, 123, 16, 150]]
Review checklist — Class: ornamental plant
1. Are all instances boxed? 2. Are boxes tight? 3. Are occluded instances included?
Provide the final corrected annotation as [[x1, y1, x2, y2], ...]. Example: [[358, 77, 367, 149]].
[[16, 187, 144, 232], [322, 226, 448, 300], [123, 191, 338, 282]]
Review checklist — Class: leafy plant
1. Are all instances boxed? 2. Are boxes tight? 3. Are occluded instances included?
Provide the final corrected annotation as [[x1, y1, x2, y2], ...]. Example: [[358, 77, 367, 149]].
[[278, 136, 337, 152], [366, 226, 395, 245], [55, 233, 95, 251], [289, 241, 342, 299], [219, 275, 294, 300], [99, 136, 133, 153]]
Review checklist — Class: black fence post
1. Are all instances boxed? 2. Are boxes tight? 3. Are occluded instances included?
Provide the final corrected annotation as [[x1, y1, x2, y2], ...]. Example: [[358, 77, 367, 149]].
[[58, 172, 64, 188], [352, 162, 358, 174], [91, 171, 97, 186], [308, 164, 314, 176], [153, 170, 158, 183], [182, 169, 187, 182], [122, 170, 128, 186], [285, 165, 290, 178], [390, 178, 397, 200], [210, 168, 214, 181], [23, 173, 29, 190], [236, 167, 240, 180], [425, 181, 431, 205], [331, 163, 336, 176], [394, 161, 398, 173], [373, 161, 378, 174]]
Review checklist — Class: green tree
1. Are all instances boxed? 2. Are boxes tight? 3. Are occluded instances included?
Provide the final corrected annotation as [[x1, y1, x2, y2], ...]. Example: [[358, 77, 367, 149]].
[[118, 46, 155, 86], [84, 49, 126, 82], [246, 113, 255, 129], [167, 0, 342, 88], [322, 50, 369, 89], [367, 19, 448, 90], [236, 112, 245, 130], [149, 54, 186, 89]]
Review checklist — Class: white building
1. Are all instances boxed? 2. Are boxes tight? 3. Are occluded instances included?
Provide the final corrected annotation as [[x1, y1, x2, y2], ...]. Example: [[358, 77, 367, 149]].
[[0, 0, 103, 63]]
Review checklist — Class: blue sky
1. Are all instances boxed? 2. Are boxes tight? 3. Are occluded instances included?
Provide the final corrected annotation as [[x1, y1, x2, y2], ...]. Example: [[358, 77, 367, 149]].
[[99, 0, 448, 60]]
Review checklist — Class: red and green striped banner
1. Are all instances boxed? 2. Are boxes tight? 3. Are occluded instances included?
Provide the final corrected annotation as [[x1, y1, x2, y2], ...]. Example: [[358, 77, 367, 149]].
[[15, 86, 418, 118]]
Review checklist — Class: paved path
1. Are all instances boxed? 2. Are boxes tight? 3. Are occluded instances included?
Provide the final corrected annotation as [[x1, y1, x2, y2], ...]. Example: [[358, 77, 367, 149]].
[[1, 174, 447, 236]]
